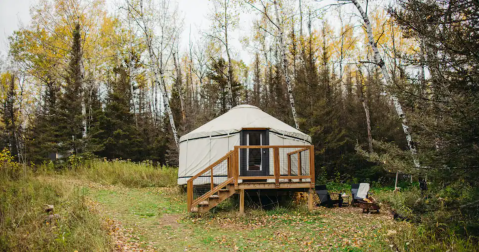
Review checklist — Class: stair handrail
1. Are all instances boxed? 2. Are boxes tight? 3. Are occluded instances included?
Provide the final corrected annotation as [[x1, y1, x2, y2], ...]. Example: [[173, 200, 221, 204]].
[[192, 177, 234, 206], [187, 150, 234, 212]]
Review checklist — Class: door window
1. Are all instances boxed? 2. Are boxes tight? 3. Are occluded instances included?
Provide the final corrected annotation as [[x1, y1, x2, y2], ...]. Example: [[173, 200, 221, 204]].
[[247, 131, 262, 171]]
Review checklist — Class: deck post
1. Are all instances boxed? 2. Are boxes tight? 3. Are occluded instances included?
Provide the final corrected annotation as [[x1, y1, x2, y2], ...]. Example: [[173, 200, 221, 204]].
[[239, 189, 245, 215], [234, 146, 239, 188], [273, 147, 280, 187], [309, 146, 315, 187], [298, 152, 302, 182], [287, 154, 291, 182], [210, 169, 214, 191], [308, 188, 314, 211], [187, 180, 193, 212], [227, 156, 231, 178]]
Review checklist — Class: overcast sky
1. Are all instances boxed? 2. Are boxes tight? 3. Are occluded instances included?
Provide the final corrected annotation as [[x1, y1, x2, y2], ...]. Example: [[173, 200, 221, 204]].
[[0, 0, 255, 62], [0, 0, 34, 55]]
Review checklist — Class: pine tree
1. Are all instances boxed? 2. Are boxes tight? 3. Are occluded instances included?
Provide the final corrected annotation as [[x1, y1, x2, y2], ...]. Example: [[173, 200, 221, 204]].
[[95, 63, 141, 160], [56, 23, 84, 156], [1, 74, 19, 160], [27, 77, 61, 163]]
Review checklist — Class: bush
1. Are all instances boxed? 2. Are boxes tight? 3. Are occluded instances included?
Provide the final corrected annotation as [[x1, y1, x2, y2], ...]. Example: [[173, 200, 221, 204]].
[[374, 183, 479, 250]]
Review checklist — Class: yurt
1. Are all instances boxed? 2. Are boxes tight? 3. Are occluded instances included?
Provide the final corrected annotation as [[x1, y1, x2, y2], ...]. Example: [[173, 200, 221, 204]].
[[178, 105, 312, 185]]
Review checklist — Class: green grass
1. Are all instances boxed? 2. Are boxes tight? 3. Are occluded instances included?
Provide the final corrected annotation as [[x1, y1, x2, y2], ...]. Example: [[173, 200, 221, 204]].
[[3, 154, 478, 251], [80, 180, 432, 251]]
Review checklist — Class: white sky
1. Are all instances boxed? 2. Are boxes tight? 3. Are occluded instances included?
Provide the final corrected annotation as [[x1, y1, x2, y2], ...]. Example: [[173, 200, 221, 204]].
[[0, 0, 254, 62], [0, 0, 34, 55]]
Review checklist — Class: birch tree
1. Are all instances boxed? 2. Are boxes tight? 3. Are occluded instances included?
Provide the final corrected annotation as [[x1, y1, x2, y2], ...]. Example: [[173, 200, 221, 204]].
[[347, 0, 420, 168], [208, 0, 238, 110], [125, 0, 180, 149], [246, 0, 300, 129]]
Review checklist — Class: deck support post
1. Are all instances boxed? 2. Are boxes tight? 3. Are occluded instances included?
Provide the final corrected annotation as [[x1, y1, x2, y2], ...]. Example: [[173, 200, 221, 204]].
[[308, 188, 314, 211], [273, 147, 280, 187], [239, 189, 245, 215]]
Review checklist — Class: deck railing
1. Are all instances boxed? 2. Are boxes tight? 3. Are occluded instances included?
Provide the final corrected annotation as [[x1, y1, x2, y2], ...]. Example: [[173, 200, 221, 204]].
[[187, 145, 315, 212], [234, 145, 315, 187], [187, 151, 234, 212]]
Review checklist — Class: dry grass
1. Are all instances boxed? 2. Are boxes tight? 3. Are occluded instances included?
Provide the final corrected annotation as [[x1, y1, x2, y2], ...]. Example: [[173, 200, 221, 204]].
[[48, 159, 178, 188], [0, 176, 112, 251]]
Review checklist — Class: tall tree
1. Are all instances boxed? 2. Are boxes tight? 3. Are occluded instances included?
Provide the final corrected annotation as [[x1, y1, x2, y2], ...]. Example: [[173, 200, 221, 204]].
[[246, 0, 300, 129], [126, 0, 181, 149], [56, 22, 84, 156], [347, 0, 421, 168]]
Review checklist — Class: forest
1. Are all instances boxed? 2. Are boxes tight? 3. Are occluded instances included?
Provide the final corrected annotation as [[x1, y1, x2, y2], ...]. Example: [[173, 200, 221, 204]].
[[0, 0, 478, 250]]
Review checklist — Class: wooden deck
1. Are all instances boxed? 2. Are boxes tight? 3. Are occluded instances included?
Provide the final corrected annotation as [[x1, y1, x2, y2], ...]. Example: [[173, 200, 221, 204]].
[[187, 145, 315, 214]]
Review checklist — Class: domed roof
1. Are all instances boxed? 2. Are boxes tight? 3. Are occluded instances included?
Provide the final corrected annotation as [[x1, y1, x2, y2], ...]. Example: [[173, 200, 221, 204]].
[[180, 104, 311, 142]]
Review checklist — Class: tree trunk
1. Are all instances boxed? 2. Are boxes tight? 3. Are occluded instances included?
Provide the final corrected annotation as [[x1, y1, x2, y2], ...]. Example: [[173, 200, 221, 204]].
[[224, 1, 234, 110], [362, 100, 373, 153], [357, 69, 373, 153], [274, 1, 300, 130], [128, 15, 138, 128], [350, 0, 420, 168], [173, 52, 186, 123], [145, 38, 179, 149]]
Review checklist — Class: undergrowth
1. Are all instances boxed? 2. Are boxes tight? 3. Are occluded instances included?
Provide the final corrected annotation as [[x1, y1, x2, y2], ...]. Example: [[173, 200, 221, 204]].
[[0, 149, 111, 251], [40, 159, 178, 188]]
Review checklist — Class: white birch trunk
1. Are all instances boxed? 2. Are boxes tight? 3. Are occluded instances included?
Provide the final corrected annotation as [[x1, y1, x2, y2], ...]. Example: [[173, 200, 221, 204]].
[[127, 1, 180, 149], [362, 99, 373, 153], [350, 0, 420, 168], [224, 1, 234, 110], [128, 15, 138, 128], [274, 1, 300, 130], [144, 33, 179, 149]]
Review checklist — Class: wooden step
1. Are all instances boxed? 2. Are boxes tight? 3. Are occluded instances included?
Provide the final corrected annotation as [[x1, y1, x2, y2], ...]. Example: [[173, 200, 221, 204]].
[[191, 207, 198, 213], [198, 201, 209, 206], [209, 195, 220, 199]]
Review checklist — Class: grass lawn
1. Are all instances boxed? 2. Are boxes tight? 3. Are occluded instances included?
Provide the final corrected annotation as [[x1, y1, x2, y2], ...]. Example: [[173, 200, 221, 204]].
[[73, 178, 411, 252], [3, 160, 476, 251]]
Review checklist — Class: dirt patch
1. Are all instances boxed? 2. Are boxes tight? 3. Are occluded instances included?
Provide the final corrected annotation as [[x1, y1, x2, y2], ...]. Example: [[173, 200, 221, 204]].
[[159, 214, 181, 228]]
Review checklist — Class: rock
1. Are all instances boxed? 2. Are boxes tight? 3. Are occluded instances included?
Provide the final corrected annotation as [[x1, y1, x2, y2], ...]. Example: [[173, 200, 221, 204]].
[[44, 204, 54, 213], [45, 214, 60, 223]]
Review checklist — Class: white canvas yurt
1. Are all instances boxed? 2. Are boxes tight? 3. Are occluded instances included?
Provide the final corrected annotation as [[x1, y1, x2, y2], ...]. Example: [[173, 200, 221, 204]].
[[178, 105, 312, 185]]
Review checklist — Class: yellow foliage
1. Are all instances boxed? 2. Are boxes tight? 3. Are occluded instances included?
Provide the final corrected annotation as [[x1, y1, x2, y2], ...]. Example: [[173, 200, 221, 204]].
[[0, 148, 22, 179]]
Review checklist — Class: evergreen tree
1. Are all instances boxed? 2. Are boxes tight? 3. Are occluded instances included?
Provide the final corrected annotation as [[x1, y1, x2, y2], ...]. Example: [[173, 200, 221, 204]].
[[27, 77, 61, 163], [95, 63, 142, 160], [1, 74, 19, 159], [56, 23, 84, 156]]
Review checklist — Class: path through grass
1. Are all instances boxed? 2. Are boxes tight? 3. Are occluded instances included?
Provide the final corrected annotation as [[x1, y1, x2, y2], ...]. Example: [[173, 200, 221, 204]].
[[79, 179, 411, 251]]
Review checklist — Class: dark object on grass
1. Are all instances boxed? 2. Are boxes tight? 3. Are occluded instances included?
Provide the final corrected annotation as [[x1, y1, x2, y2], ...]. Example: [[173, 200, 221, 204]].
[[351, 184, 359, 205], [358, 200, 380, 213], [391, 210, 411, 222], [419, 178, 427, 191], [315, 185, 343, 207], [44, 204, 54, 213]]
